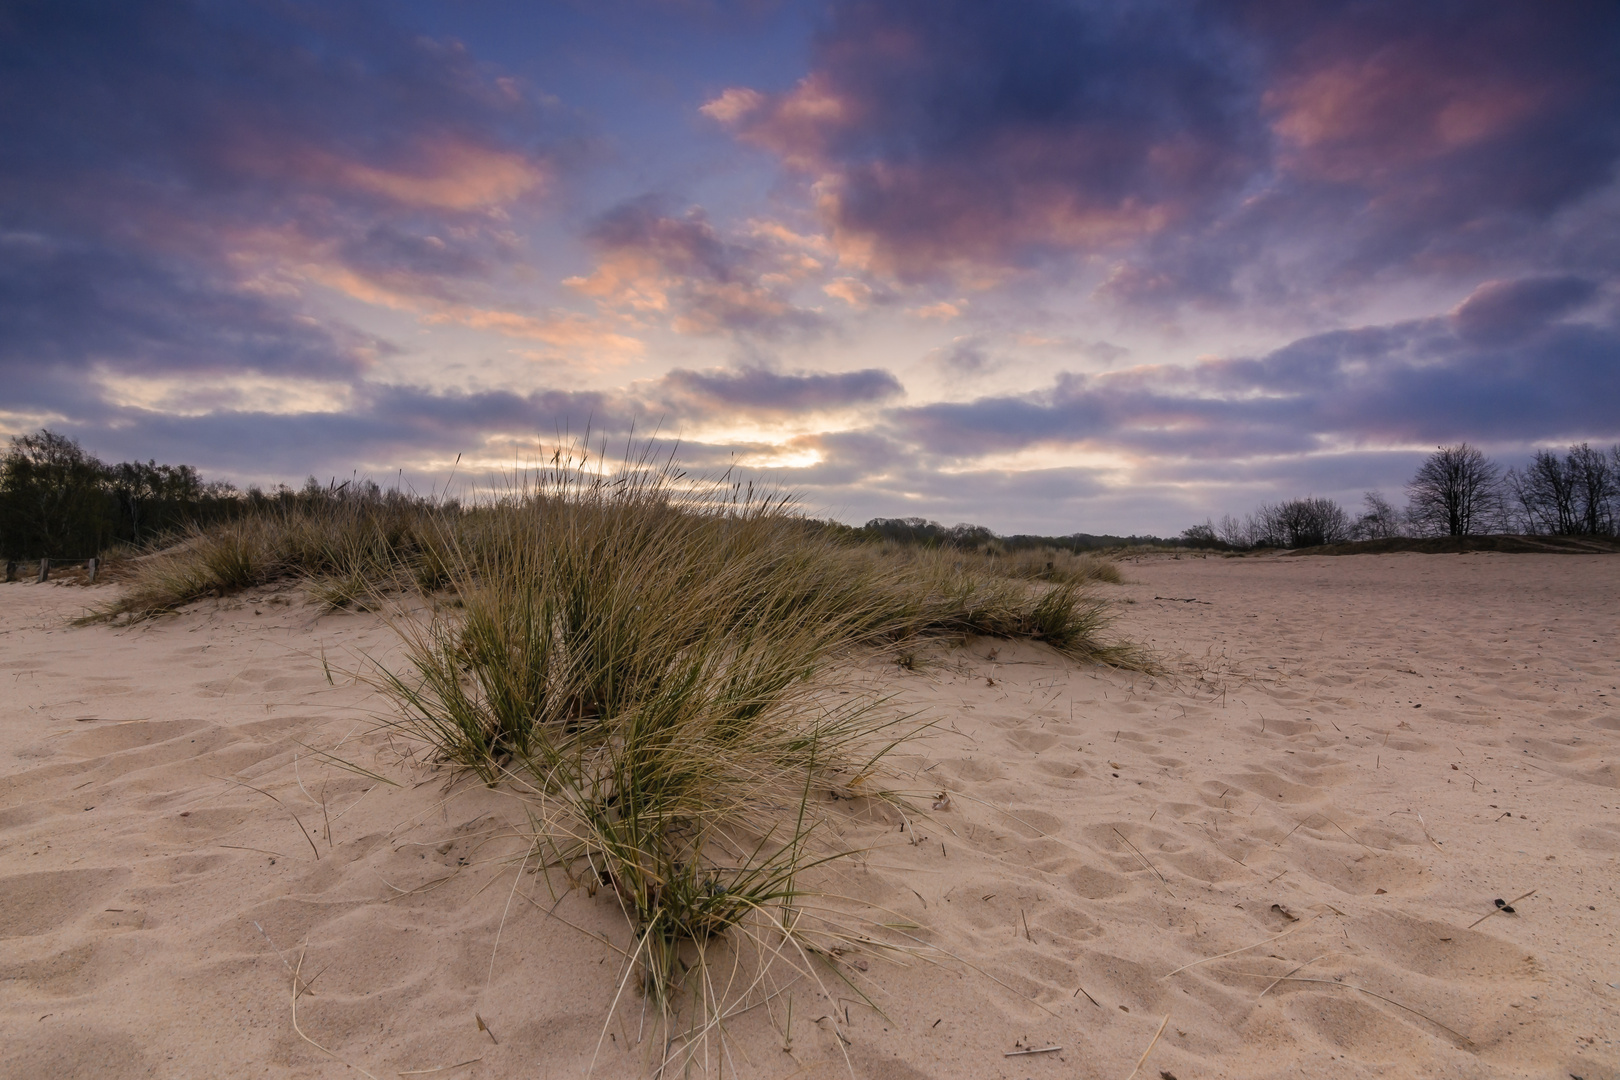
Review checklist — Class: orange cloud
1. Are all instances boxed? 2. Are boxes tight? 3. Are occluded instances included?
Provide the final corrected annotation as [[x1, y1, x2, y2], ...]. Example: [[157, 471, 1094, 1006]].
[[332, 147, 545, 210], [907, 300, 963, 321], [699, 87, 764, 124], [424, 307, 645, 359], [568, 202, 828, 338], [823, 277, 873, 308], [1266, 58, 1544, 182], [708, 74, 851, 171], [230, 136, 548, 212]]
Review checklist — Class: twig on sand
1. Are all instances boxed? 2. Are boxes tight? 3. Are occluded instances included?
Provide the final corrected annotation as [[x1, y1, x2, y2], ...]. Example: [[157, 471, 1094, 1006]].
[[212, 775, 321, 859], [1161, 918, 1312, 979], [1319, 814, 1375, 856], [219, 843, 287, 859], [1113, 828, 1173, 894], [397, 1060, 483, 1076], [1005, 1045, 1062, 1057], [1468, 888, 1537, 929], [290, 943, 381, 1079], [1258, 977, 1474, 1048], [1258, 953, 1326, 998], [1123, 1014, 1169, 1080]]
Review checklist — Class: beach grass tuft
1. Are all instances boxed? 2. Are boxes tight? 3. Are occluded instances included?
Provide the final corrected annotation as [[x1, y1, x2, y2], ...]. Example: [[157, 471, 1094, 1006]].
[[82, 441, 1144, 1040]]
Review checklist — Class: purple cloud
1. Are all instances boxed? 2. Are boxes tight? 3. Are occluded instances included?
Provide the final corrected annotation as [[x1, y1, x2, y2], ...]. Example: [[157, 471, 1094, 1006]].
[[711, 0, 1261, 278], [891, 289, 1620, 458], [1452, 276, 1600, 344], [707, 1, 1620, 302], [0, 0, 560, 388], [659, 366, 902, 414], [571, 197, 829, 337]]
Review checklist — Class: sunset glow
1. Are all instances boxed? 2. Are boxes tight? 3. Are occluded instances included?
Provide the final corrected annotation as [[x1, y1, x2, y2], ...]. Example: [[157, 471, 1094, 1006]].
[[3, 1, 1616, 532]]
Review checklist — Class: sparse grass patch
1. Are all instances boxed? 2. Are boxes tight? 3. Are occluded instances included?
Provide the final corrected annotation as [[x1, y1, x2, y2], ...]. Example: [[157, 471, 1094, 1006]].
[[80, 487, 434, 622], [984, 545, 1124, 585]]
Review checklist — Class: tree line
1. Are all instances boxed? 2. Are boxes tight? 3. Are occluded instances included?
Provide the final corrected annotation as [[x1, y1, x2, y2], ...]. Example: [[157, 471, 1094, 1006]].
[[0, 429, 381, 561], [9, 429, 1614, 562], [854, 517, 1195, 553], [1186, 442, 1620, 550]]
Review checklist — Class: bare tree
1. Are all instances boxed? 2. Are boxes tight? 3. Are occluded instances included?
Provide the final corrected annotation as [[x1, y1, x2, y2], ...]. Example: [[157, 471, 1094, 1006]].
[[1510, 449, 1578, 533], [1244, 497, 1351, 548], [1354, 490, 1403, 539], [1215, 513, 1249, 548], [1509, 443, 1619, 535], [1569, 443, 1618, 536], [1406, 444, 1505, 536]]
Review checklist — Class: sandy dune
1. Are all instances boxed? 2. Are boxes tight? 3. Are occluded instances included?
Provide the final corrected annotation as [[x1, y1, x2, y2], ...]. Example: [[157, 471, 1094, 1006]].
[[2, 553, 1617, 1079]]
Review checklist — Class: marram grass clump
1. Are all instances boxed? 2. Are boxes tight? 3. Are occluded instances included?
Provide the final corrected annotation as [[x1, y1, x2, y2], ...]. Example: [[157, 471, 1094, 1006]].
[[81, 483, 436, 621], [85, 444, 1144, 1055]]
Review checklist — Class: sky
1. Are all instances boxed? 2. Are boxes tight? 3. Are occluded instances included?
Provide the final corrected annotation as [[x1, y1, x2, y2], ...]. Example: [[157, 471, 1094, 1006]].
[[3, 0, 1618, 535]]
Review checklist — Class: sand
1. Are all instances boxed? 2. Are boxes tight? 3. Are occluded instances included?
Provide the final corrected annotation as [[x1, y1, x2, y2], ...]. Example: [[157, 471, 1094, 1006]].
[[1, 553, 1617, 1079]]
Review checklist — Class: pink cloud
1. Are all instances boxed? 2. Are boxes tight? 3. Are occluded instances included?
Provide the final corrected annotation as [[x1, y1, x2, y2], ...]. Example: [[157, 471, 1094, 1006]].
[[566, 199, 828, 338]]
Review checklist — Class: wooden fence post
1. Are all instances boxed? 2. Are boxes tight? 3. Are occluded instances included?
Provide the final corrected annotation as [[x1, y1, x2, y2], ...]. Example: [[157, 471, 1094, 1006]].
[[4, 560, 15, 583], [87, 557, 99, 583], [37, 558, 50, 583]]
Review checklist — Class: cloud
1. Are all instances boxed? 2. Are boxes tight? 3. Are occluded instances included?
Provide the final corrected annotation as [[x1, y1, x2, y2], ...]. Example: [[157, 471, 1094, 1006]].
[[1245, 2, 1620, 283], [928, 337, 993, 373], [704, 0, 1620, 303], [1452, 276, 1599, 344], [1, 4, 556, 219], [705, 0, 1264, 278], [10, 2, 1619, 540], [907, 301, 963, 321], [567, 198, 829, 337], [656, 366, 902, 416], [699, 87, 767, 125], [823, 277, 875, 308], [423, 308, 645, 361], [0, 232, 383, 384], [890, 283, 1620, 459], [0, 0, 562, 394], [294, 141, 546, 212]]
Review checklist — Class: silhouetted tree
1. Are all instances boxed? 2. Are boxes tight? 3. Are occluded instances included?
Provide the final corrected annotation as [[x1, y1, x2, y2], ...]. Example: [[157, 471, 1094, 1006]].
[[0, 431, 109, 558], [1510, 449, 1578, 534], [1405, 444, 1504, 536], [1569, 443, 1619, 536], [1181, 521, 1219, 546], [1254, 497, 1352, 548], [1215, 513, 1248, 548], [1215, 497, 1350, 549], [1511, 443, 1619, 535], [0, 429, 244, 559], [861, 517, 999, 550], [1354, 491, 1404, 539]]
